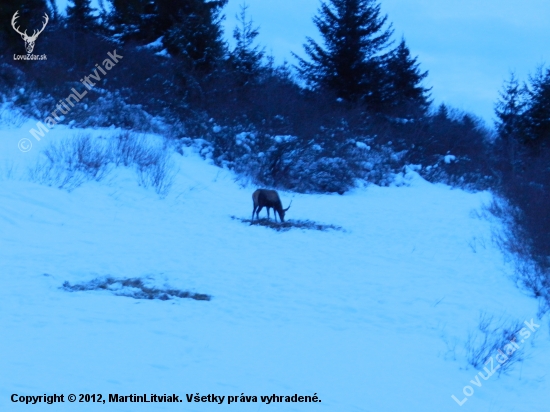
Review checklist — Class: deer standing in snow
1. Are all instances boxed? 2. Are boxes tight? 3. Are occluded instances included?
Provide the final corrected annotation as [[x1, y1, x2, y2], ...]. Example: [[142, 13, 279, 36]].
[[252, 189, 292, 223]]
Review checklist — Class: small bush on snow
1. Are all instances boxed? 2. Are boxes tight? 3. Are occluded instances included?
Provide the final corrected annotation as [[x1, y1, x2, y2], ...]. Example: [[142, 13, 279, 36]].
[[464, 312, 525, 375], [29, 133, 175, 196], [111, 132, 175, 196], [29, 134, 111, 191]]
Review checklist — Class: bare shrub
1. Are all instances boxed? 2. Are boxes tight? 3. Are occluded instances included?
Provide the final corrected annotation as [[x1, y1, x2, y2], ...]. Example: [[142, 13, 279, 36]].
[[136, 154, 175, 197], [29, 132, 175, 195], [45, 134, 111, 180], [111, 131, 141, 167], [0, 102, 26, 128], [29, 134, 111, 190], [488, 196, 550, 315], [0, 160, 17, 180], [28, 160, 86, 191], [464, 312, 525, 375], [111, 132, 175, 196]]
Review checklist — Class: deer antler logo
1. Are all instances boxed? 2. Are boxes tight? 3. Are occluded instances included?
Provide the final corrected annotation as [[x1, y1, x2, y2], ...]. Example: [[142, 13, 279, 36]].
[[11, 11, 49, 54]]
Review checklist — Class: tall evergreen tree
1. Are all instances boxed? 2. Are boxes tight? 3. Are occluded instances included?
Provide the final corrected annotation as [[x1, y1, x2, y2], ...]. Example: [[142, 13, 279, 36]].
[[524, 67, 550, 148], [495, 73, 528, 142], [108, 0, 150, 24], [383, 38, 430, 117], [496, 68, 550, 151], [295, 0, 393, 110], [230, 3, 265, 83], [434, 103, 449, 120], [66, 0, 99, 31], [160, 0, 227, 72], [107, 0, 155, 42]]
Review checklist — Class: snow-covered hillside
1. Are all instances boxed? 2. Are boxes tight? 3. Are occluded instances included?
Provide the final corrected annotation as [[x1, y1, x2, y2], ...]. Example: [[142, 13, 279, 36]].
[[1, 112, 548, 411]]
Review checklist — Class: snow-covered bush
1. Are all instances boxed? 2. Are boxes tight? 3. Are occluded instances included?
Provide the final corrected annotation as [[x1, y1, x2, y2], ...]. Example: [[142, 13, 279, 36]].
[[203, 122, 376, 193], [362, 144, 402, 186], [69, 91, 160, 132], [286, 156, 354, 193], [12, 90, 57, 122], [399, 107, 495, 189]]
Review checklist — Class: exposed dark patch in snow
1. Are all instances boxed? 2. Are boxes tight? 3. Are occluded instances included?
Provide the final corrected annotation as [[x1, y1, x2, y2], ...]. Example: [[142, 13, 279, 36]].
[[62, 277, 211, 301], [231, 216, 344, 232]]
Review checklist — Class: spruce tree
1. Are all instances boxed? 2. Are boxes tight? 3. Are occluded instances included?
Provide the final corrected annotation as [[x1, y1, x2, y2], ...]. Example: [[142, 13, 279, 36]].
[[495, 70, 528, 173], [524, 67, 550, 148], [66, 0, 99, 31], [496, 68, 550, 152], [435, 103, 449, 120], [295, 0, 393, 110], [495, 73, 527, 140], [161, 0, 228, 72], [384, 38, 430, 117], [230, 3, 265, 83], [108, 0, 150, 24], [107, 0, 155, 42]]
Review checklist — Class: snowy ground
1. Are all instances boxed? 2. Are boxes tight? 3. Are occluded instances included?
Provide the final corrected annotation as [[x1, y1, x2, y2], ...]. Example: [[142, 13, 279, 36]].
[[1, 111, 549, 411]]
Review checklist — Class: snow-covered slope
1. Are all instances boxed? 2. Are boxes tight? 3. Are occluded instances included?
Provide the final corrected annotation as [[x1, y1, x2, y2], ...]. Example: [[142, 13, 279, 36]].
[[1, 115, 548, 411]]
